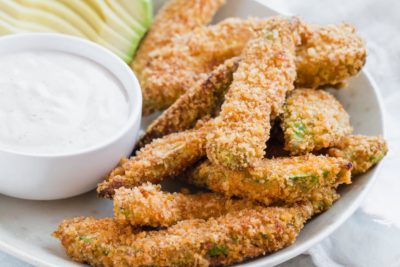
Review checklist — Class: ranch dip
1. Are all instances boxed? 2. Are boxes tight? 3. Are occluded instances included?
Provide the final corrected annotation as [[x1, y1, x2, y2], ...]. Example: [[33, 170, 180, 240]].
[[0, 50, 129, 154]]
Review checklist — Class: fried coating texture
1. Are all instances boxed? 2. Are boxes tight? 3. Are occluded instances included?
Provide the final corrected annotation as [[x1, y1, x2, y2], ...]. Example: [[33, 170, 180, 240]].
[[97, 124, 211, 198], [137, 57, 240, 149], [53, 217, 141, 265], [114, 183, 258, 227], [141, 17, 366, 113], [281, 89, 352, 155], [295, 23, 366, 88], [141, 17, 269, 113], [54, 203, 315, 267], [205, 17, 299, 170], [132, 0, 225, 79], [328, 135, 388, 174], [184, 155, 352, 206]]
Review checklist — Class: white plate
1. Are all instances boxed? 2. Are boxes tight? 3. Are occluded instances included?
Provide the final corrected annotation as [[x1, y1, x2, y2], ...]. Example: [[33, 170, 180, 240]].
[[0, 0, 385, 266]]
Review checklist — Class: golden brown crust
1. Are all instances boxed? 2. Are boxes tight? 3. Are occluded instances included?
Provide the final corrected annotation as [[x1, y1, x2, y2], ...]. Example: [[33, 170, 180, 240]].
[[184, 155, 352, 206], [114, 183, 258, 227], [132, 0, 226, 81], [53, 217, 141, 265], [141, 17, 268, 113], [55, 13, 372, 267], [328, 135, 388, 174], [295, 23, 366, 88], [281, 89, 352, 155], [136, 57, 240, 149], [54, 204, 314, 267], [97, 124, 211, 198], [141, 17, 366, 114], [205, 17, 299, 170]]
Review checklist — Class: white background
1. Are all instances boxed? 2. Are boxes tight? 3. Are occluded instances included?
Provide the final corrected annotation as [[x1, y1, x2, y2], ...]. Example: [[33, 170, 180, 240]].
[[1, 0, 400, 266]]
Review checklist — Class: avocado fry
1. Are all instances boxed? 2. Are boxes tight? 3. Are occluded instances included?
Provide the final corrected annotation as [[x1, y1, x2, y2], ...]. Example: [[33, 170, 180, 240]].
[[295, 23, 366, 88], [328, 135, 388, 174], [97, 122, 212, 198], [141, 17, 366, 114], [205, 17, 299, 170], [184, 155, 352, 207], [132, 0, 226, 83], [54, 202, 319, 267], [53, 217, 141, 265], [114, 183, 258, 227], [136, 57, 240, 149], [281, 89, 352, 155]]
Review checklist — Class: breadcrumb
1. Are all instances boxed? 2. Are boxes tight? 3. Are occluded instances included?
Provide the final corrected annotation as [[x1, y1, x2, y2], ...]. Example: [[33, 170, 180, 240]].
[[281, 89, 352, 155], [53, 217, 141, 265], [136, 57, 240, 149], [328, 135, 387, 174], [295, 23, 366, 88], [114, 183, 258, 227], [141, 17, 366, 113], [55, 12, 370, 267], [205, 17, 299, 169], [97, 124, 211, 198], [141, 17, 269, 113], [54, 203, 315, 266], [184, 155, 352, 206], [132, 0, 225, 81]]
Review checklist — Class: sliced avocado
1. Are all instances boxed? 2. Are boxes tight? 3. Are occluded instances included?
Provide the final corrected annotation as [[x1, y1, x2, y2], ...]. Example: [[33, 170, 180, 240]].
[[119, 0, 153, 28], [57, 0, 133, 52], [0, 0, 152, 63], [0, 20, 21, 34], [105, 0, 146, 35], [85, 0, 139, 42], [0, 9, 51, 32], [56, 0, 108, 32], [13, 0, 130, 60], [85, 0, 142, 58], [1, 0, 85, 37], [57, 0, 142, 61], [15, 0, 99, 39]]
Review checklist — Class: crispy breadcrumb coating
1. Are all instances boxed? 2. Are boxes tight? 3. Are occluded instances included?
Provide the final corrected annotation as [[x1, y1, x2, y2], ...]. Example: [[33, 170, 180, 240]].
[[114, 183, 258, 227], [97, 124, 211, 198], [205, 17, 299, 170], [141, 17, 366, 113], [55, 11, 371, 267], [307, 187, 340, 214], [141, 17, 269, 113], [53, 217, 141, 265], [328, 135, 388, 174], [295, 23, 366, 88], [54, 203, 316, 267], [281, 89, 352, 155], [136, 57, 240, 149], [132, 0, 225, 80], [184, 155, 352, 206]]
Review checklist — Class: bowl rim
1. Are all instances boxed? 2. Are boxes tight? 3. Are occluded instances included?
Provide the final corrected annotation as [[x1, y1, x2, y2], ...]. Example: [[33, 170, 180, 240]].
[[0, 33, 142, 158]]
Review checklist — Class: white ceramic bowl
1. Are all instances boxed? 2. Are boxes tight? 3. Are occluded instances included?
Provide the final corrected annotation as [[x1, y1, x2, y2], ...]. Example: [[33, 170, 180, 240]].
[[0, 33, 142, 200]]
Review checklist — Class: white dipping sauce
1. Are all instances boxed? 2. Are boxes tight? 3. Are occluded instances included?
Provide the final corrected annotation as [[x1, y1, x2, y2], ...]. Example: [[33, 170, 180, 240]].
[[0, 50, 129, 154]]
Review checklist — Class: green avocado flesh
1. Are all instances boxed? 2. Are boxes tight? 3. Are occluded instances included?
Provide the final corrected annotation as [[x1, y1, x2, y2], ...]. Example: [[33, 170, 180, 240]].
[[0, 0, 152, 63]]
